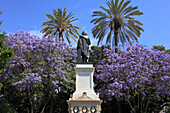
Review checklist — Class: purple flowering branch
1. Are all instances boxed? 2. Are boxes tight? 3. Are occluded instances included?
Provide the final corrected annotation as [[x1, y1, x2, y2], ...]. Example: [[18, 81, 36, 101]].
[[95, 42, 170, 112], [3, 30, 77, 113]]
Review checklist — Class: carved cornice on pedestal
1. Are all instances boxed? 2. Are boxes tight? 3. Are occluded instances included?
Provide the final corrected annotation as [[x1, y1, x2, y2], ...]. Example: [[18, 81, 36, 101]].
[[77, 92, 93, 100], [75, 64, 95, 72]]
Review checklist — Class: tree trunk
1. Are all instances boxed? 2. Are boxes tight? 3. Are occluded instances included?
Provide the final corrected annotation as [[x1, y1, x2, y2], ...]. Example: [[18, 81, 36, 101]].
[[114, 30, 118, 53], [59, 32, 63, 42], [40, 87, 55, 113], [49, 97, 53, 113], [117, 98, 122, 113], [27, 87, 34, 113], [40, 96, 50, 113]]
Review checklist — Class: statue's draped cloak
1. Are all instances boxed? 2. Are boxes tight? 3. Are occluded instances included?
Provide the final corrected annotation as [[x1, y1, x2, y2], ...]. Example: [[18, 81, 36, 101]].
[[77, 35, 91, 57]]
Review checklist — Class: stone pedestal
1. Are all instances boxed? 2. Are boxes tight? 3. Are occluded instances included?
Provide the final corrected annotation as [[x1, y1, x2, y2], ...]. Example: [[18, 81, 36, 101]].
[[67, 64, 102, 113]]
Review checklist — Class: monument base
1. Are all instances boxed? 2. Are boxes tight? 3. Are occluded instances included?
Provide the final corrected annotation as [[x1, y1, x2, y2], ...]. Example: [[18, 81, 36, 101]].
[[67, 92, 102, 113], [67, 64, 102, 113]]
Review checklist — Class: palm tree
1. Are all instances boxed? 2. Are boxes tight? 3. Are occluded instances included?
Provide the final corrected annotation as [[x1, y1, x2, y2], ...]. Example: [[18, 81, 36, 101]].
[[91, 0, 144, 52], [0, 11, 3, 32], [41, 8, 81, 44]]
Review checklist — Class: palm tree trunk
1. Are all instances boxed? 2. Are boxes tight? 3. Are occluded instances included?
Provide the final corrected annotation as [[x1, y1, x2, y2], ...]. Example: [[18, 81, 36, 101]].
[[59, 32, 62, 42], [114, 29, 122, 112], [114, 30, 118, 53], [59, 32, 64, 42]]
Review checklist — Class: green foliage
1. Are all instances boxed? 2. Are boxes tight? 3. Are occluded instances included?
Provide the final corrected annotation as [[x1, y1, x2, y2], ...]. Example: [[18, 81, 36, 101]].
[[89, 45, 112, 67], [1, 83, 33, 113], [165, 102, 170, 113], [152, 45, 165, 51], [152, 45, 170, 54], [0, 33, 13, 91], [0, 33, 13, 71], [146, 92, 169, 113], [41, 8, 81, 44], [165, 49, 170, 54], [0, 97, 17, 113]]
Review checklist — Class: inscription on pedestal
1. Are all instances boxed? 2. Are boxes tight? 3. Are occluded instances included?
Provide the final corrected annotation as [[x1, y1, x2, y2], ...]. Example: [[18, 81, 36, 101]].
[[78, 74, 90, 90]]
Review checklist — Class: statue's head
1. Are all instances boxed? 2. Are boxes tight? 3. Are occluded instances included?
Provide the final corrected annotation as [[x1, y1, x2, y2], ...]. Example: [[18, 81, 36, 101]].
[[82, 31, 87, 35]]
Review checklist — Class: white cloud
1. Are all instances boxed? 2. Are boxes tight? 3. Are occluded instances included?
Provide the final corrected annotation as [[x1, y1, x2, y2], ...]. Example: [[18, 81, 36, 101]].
[[71, 0, 87, 10], [29, 30, 44, 38], [90, 38, 98, 46]]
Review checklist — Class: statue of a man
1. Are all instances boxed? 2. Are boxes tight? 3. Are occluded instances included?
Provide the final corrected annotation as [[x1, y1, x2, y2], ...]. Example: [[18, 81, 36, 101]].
[[77, 31, 91, 63]]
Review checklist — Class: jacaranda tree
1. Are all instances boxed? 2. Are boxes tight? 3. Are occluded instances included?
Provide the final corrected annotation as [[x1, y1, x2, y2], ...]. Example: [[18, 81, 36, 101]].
[[91, 0, 143, 53], [41, 8, 80, 44], [95, 43, 170, 113], [2, 30, 77, 113]]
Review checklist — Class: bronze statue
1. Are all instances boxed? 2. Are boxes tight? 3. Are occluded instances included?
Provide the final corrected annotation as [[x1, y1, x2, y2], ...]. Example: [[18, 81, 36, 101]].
[[77, 31, 91, 63]]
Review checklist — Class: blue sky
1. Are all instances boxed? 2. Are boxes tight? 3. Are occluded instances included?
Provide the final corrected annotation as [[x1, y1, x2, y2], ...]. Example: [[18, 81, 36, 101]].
[[0, 0, 170, 49]]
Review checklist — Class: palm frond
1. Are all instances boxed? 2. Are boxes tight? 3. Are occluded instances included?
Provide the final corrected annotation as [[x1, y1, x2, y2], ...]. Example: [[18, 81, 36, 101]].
[[106, 27, 113, 44], [68, 30, 78, 39], [93, 17, 107, 25], [53, 31, 58, 37], [127, 10, 143, 16], [135, 25, 144, 32], [118, 0, 125, 11], [92, 21, 109, 37], [119, 30, 126, 47], [43, 28, 53, 36], [123, 15, 134, 19], [0, 12, 3, 27], [52, 9, 58, 19], [96, 25, 109, 45], [63, 8, 67, 18], [91, 0, 143, 49], [124, 28, 137, 41], [68, 18, 78, 23], [40, 26, 53, 33], [115, 0, 119, 8], [123, 6, 138, 15], [67, 17, 76, 23], [125, 23, 140, 37], [41, 8, 80, 43], [106, 0, 115, 16], [65, 12, 74, 21], [132, 20, 143, 25], [110, 0, 118, 16], [123, 30, 132, 45], [0, 21, 2, 26], [65, 32, 71, 44], [99, 6, 111, 15], [41, 21, 54, 27], [46, 14, 56, 21], [119, 0, 131, 14]]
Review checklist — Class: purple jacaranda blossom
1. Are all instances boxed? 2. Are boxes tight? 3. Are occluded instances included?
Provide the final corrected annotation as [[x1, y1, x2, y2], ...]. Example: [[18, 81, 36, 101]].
[[1, 30, 77, 113], [3, 30, 76, 92], [95, 43, 170, 101]]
